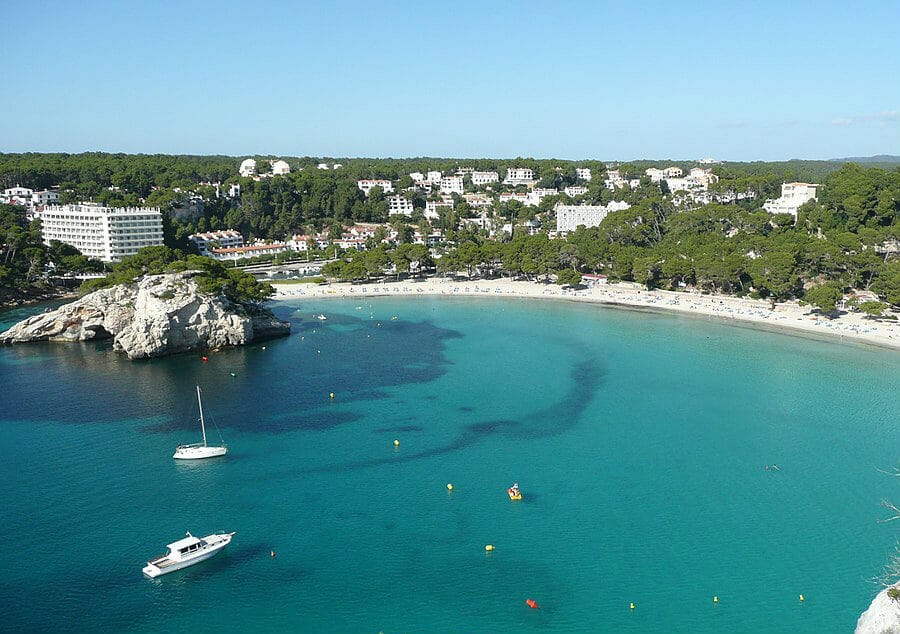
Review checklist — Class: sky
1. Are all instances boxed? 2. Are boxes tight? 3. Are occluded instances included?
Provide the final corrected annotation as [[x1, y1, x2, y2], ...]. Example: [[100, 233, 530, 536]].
[[2, 0, 898, 161]]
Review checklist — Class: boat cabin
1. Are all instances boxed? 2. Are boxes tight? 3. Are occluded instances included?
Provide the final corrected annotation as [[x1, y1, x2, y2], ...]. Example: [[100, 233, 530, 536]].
[[166, 533, 208, 559]]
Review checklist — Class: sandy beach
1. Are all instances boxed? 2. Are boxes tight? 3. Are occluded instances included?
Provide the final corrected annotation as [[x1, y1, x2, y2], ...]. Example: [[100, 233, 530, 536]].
[[271, 277, 900, 351]]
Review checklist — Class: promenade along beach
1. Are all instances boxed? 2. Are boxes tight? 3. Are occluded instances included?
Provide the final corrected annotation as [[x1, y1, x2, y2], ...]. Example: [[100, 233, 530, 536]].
[[272, 276, 900, 350]]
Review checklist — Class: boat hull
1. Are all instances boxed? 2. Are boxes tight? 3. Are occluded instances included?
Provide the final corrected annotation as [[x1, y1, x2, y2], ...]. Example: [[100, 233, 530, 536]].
[[143, 533, 234, 578], [173, 445, 227, 460]]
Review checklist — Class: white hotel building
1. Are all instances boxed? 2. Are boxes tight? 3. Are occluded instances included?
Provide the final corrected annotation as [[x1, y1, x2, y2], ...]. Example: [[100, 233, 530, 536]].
[[555, 201, 631, 233], [40, 203, 164, 262]]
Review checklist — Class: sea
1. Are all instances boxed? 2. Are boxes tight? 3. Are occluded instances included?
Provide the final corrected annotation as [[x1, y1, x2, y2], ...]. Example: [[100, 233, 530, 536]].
[[0, 295, 898, 633]]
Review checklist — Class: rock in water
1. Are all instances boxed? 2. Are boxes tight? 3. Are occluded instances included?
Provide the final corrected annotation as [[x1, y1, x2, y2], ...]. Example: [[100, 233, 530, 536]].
[[856, 584, 900, 634], [0, 271, 290, 359]]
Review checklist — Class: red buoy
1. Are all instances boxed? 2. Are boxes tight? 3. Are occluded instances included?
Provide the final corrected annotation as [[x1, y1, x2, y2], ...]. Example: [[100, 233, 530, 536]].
[[201, 356, 208, 362], [526, 599, 539, 609]]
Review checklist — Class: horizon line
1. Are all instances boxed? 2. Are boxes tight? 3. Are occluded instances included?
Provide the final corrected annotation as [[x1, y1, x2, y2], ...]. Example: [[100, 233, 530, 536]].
[[1, 149, 898, 164]]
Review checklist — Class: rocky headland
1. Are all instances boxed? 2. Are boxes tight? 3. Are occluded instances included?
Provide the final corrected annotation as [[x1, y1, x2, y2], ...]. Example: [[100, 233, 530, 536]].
[[856, 584, 900, 634], [0, 271, 290, 359]]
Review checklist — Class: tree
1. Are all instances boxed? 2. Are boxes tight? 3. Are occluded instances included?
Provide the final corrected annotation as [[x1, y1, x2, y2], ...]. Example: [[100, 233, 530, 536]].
[[749, 250, 800, 300], [803, 282, 844, 314], [341, 258, 367, 281], [556, 268, 582, 287], [391, 245, 411, 279], [872, 261, 900, 306], [457, 241, 481, 277], [858, 300, 889, 319]]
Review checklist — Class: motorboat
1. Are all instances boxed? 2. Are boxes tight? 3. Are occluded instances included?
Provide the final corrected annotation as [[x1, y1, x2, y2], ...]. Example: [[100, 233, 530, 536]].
[[508, 482, 522, 501], [142, 531, 235, 578], [173, 385, 227, 460]]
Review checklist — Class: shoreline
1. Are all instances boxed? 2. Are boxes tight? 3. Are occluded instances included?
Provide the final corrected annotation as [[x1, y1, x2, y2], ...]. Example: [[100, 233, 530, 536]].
[[0, 289, 79, 313], [270, 277, 900, 352]]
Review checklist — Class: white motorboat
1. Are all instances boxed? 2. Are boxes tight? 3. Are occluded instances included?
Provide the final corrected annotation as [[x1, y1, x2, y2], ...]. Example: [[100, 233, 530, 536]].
[[142, 531, 235, 578], [173, 385, 227, 460], [316, 314, 327, 321]]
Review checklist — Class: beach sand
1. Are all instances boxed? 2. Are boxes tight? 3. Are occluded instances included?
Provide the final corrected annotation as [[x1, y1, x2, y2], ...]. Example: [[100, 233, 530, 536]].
[[271, 277, 900, 351]]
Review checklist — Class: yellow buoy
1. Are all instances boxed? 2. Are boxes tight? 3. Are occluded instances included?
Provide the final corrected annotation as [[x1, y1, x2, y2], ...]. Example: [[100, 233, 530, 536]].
[[484, 544, 494, 552], [713, 596, 719, 604], [393, 439, 400, 447], [799, 594, 805, 602], [446, 483, 453, 491], [630, 602, 635, 610]]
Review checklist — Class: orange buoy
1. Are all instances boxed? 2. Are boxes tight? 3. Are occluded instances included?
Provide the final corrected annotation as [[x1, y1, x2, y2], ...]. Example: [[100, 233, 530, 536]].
[[526, 599, 539, 609]]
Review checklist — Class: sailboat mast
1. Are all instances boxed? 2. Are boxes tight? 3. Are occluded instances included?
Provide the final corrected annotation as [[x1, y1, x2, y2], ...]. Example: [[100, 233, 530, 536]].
[[197, 385, 207, 447]]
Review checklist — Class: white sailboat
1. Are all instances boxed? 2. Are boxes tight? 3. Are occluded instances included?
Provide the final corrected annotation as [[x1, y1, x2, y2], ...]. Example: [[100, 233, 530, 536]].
[[173, 386, 227, 459]]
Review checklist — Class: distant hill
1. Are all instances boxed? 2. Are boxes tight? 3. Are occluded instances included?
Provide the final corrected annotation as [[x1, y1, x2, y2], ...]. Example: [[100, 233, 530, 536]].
[[828, 154, 900, 163]]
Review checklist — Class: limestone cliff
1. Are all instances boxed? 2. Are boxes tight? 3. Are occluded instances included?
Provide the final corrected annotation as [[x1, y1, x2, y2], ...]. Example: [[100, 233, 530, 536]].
[[856, 584, 900, 634], [0, 271, 290, 359]]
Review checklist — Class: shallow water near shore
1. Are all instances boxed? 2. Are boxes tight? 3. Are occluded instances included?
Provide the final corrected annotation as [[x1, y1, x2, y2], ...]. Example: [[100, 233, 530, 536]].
[[1, 296, 898, 632]]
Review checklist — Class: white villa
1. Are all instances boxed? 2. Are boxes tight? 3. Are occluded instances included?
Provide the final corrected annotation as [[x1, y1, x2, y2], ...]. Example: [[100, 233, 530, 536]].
[[190, 230, 244, 256], [525, 188, 558, 207], [564, 186, 589, 198], [210, 242, 289, 261], [555, 201, 631, 233], [271, 160, 291, 176], [663, 167, 683, 178], [763, 182, 820, 216], [357, 179, 394, 196], [440, 176, 464, 195], [425, 199, 452, 220], [1, 186, 34, 206], [387, 195, 416, 216], [40, 203, 163, 262], [463, 193, 493, 208], [426, 171, 443, 184], [33, 189, 61, 206], [503, 168, 535, 186], [575, 168, 592, 182], [499, 192, 528, 204], [471, 171, 499, 186], [239, 159, 257, 177]]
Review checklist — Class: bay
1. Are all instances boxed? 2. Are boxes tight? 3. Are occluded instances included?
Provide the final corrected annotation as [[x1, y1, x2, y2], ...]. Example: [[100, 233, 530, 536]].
[[0, 296, 897, 633]]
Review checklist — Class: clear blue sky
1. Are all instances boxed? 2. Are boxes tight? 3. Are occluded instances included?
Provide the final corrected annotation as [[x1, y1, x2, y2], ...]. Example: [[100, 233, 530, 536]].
[[3, 0, 898, 161]]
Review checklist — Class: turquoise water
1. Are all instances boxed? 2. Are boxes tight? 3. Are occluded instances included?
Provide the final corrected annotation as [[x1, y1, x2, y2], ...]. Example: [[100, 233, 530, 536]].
[[1, 296, 898, 633]]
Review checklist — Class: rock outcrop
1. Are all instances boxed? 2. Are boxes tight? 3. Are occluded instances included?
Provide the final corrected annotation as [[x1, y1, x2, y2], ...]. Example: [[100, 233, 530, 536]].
[[856, 585, 900, 634], [0, 271, 290, 359]]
